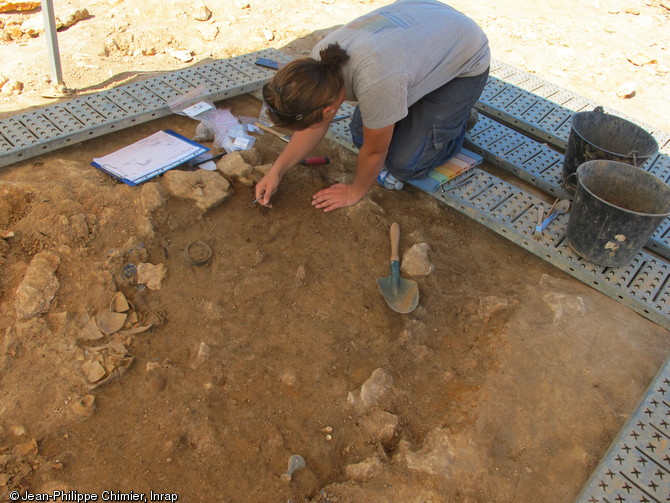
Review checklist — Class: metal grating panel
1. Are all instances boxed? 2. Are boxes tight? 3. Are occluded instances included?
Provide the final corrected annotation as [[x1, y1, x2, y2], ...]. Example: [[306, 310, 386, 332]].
[[481, 59, 670, 187], [0, 48, 290, 168], [574, 357, 670, 503], [464, 116, 670, 259]]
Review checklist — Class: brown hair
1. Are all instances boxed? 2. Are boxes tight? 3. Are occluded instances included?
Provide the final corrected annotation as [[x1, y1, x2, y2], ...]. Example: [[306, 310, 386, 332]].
[[262, 43, 350, 130]]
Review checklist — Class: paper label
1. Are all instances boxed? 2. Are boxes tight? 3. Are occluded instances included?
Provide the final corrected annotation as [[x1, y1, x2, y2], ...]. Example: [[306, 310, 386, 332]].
[[233, 137, 250, 149], [182, 101, 213, 118]]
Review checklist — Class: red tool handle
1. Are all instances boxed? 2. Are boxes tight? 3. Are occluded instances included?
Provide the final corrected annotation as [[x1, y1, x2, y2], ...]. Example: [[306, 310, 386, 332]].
[[299, 156, 330, 166]]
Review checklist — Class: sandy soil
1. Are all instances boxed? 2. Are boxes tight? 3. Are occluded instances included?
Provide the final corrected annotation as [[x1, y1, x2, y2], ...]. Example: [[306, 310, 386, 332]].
[[0, 0, 669, 502]]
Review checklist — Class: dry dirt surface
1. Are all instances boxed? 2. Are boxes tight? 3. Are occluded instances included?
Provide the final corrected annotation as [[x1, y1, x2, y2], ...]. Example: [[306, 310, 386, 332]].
[[0, 1, 669, 502]]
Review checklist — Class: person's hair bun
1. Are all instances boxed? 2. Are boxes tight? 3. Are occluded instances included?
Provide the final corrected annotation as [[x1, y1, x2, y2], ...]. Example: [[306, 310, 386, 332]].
[[319, 43, 350, 70]]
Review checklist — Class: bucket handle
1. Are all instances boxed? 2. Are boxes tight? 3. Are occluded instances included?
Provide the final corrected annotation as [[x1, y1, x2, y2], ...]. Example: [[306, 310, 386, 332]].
[[565, 172, 578, 185]]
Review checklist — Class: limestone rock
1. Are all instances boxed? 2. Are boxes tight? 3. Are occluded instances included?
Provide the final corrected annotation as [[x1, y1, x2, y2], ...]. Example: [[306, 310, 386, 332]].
[[161, 169, 231, 212], [56, 8, 89, 30], [140, 181, 166, 212], [362, 410, 400, 449], [400, 242, 433, 276], [1, 79, 23, 95], [167, 49, 193, 62], [197, 341, 211, 361], [197, 23, 219, 41], [20, 16, 42, 36], [405, 427, 476, 478], [136, 262, 167, 290], [347, 368, 394, 412], [192, 4, 212, 21], [616, 81, 637, 99], [239, 148, 262, 166], [345, 456, 382, 482], [216, 151, 252, 179], [0, 1, 40, 13], [14, 251, 61, 320], [294, 265, 307, 286], [543, 292, 586, 322], [69, 214, 89, 239]]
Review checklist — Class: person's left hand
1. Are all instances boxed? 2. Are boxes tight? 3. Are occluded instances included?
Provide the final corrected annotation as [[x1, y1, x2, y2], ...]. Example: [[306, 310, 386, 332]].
[[312, 183, 364, 212]]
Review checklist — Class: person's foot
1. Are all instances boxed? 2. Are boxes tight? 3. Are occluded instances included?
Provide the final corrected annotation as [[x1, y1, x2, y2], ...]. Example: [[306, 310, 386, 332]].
[[466, 108, 479, 131]]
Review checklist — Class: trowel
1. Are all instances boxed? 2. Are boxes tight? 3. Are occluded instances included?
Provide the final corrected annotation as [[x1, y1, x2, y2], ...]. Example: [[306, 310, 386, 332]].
[[376, 222, 419, 313]]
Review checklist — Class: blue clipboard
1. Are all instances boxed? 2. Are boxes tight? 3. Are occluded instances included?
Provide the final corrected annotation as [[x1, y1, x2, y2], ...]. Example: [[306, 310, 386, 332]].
[[91, 130, 209, 186]]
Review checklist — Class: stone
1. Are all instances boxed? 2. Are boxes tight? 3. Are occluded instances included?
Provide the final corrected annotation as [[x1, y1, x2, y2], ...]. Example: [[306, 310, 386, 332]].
[[20, 16, 43, 36], [136, 262, 167, 290], [1, 79, 23, 94], [240, 163, 272, 186], [239, 148, 262, 166], [616, 81, 637, 99], [626, 52, 657, 66], [216, 151, 252, 179], [362, 410, 400, 449], [197, 23, 219, 41], [294, 265, 307, 286], [72, 395, 96, 417], [345, 456, 382, 481], [161, 169, 231, 212], [405, 427, 479, 478], [14, 251, 61, 320], [279, 369, 297, 386], [69, 214, 89, 239], [167, 49, 193, 62], [543, 292, 586, 322], [14, 438, 38, 456], [347, 368, 394, 412], [400, 242, 433, 276], [140, 182, 166, 212], [56, 8, 89, 30], [197, 341, 211, 361], [192, 4, 212, 21], [0, 1, 40, 13], [10, 425, 26, 436]]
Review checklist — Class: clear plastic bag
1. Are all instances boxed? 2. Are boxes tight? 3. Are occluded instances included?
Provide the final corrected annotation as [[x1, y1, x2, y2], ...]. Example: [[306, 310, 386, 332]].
[[167, 85, 216, 122]]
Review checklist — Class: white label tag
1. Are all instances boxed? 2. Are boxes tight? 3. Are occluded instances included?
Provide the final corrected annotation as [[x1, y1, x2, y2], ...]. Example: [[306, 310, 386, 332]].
[[233, 137, 250, 149], [182, 101, 213, 118]]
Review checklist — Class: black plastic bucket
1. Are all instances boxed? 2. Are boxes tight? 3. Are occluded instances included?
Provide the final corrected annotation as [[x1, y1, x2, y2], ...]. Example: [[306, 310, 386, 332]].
[[566, 160, 670, 267], [562, 107, 659, 192]]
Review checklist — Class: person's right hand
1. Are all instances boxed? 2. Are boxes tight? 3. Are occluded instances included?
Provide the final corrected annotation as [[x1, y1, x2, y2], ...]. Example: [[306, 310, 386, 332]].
[[254, 169, 282, 208]]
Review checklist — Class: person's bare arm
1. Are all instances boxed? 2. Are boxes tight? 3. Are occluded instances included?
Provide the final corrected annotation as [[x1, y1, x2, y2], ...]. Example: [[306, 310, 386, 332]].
[[311, 124, 394, 212], [255, 120, 331, 206]]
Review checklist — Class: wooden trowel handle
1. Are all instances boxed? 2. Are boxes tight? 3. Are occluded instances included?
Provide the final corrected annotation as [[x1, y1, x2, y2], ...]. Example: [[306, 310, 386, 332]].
[[390, 222, 400, 261]]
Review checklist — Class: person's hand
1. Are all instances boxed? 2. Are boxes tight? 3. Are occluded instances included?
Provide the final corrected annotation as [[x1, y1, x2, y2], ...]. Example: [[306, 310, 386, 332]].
[[255, 170, 283, 208], [311, 183, 364, 212]]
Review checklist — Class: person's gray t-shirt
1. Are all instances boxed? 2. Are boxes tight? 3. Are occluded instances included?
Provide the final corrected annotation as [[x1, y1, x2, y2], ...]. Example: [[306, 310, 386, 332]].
[[311, 0, 490, 129]]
